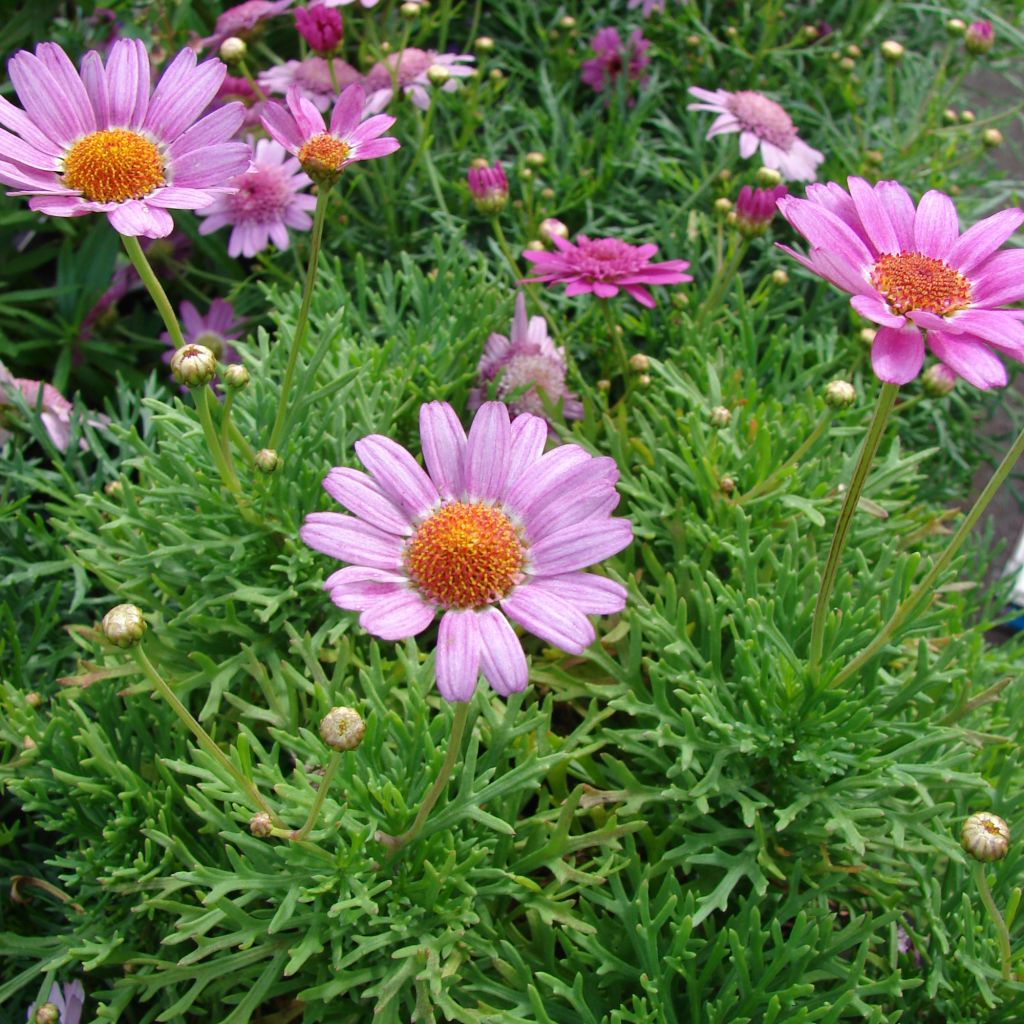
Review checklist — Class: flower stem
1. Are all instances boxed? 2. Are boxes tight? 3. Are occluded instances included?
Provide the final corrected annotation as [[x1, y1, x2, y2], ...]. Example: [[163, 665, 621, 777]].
[[194, 386, 243, 495], [830, 419, 1024, 689], [695, 238, 748, 332], [291, 751, 342, 842], [129, 645, 280, 824], [808, 381, 899, 672], [974, 861, 1013, 982], [267, 186, 331, 452], [327, 57, 339, 95], [121, 234, 185, 348], [491, 216, 521, 281], [376, 700, 471, 853]]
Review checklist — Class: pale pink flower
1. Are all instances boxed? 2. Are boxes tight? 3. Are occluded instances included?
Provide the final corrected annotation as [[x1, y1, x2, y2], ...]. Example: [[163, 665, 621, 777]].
[[26, 981, 85, 1024], [777, 176, 1024, 389], [258, 57, 361, 112], [199, 0, 295, 52], [0, 363, 102, 452], [0, 39, 251, 238], [197, 137, 315, 257], [580, 27, 651, 94], [161, 299, 243, 367], [522, 234, 692, 307], [687, 86, 824, 182], [364, 48, 475, 111], [301, 401, 631, 701], [469, 293, 583, 428]]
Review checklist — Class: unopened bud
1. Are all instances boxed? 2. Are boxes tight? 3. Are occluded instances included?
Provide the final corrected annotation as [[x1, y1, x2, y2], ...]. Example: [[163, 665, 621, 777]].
[[859, 327, 877, 346], [596, 379, 611, 392], [724, 26, 738, 40], [960, 109, 975, 124], [965, 20, 994, 56], [525, 151, 545, 168], [839, 56, 856, 72], [519, 166, 533, 181], [865, 149, 883, 165], [475, 36, 495, 53], [685, 34, 701, 49], [771, 268, 789, 285], [23, 735, 37, 751], [880, 39, 904, 62], [844, 44, 862, 59], [489, 68, 504, 82], [426, 64, 450, 86], [400, 1, 421, 18], [254, 448, 281, 474], [559, 15, 576, 29], [219, 37, 247, 63], [946, 18, 966, 37], [942, 108, 958, 125], [104, 479, 123, 497], [982, 128, 1003, 149], [319, 706, 365, 751], [102, 604, 146, 648], [709, 405, 732, 428], [717, 168, 732, 182], [713, 197, 733, 216], [540, 187, 555, 201], [250, 812, 273, 837], [825, 379, 856, 408], [223, 363, 250, 391], [25, 691, 42, 708], [636, 374, 652, 388], [719, 475, 736, 494], [961, 811, 1010, 862], [32, 1004, 60, 1024], [756, 166, 782, 187], [525, 239, 545, 251], [629, 353, 650, 372], [539, 218, 569, 244], [923, 363, 956, 396], [170, 344, 217, 389]]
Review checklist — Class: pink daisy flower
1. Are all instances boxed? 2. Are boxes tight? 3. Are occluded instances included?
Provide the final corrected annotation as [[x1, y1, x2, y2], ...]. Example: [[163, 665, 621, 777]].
[[469, 292, 583, 427], [687, 87, 824, 182], [301, 401, 632, 701], [199, 0, 295, 52], [261, 82, 400, 183], [0, 361, 103, 452], [777, 176, 1024, 389], [363, 48, 475, 111], [197, 137, 316, 257], [522, 234, 692, 308], [161, 298, 242, 364], [257, 57, 361, 113], [0, 39, 251, 238], [580, 27, 651, 94]]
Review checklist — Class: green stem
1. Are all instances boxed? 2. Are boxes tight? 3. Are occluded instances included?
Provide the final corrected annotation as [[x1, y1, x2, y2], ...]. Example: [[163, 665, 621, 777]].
[[491, 216, 521, 281], [695, 238, 748, 333], [737, 410, 831, 505], [291, 752, 342, 842], [121, 235, 185, 348], [130, 645, 279, 823], [237, 57, 267, 102], [267, 187, 331, 452], [830, 420, 1024, 689], [194, 386, 243, 495], [377, 701, 470, 852], [219, 390, 236, 466], [974, 861, 1013, 982], [808, 381, 899, 672], [327, 57, 339, 95]]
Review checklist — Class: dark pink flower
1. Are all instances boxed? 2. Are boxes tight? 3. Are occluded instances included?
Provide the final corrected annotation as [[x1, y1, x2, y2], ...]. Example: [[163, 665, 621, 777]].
[[467, 161, 508, 214], [294, 4, 344, 53], [735, 184, 788, 236], [580, 27, 651, 94], [522, 234, 691, 307], [965, 20, 994, 55]]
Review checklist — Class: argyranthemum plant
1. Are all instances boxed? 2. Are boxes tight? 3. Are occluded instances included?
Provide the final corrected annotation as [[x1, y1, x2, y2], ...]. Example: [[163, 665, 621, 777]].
[[301, 401, 631, 701], [0, 39, 251, 237]]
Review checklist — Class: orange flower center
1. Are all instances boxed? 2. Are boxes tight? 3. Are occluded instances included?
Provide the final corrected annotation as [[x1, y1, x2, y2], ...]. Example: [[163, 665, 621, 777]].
[[63, 129, 165, 203], [405, 501, 523, 609], [870, 252, 972, 317], [297, 133, 351, 175]]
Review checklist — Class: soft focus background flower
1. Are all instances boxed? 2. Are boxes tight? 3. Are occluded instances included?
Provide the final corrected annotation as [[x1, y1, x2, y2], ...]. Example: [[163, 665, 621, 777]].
[[258, 57, 361, 111], [199, 0, 295, 52], [26, 980, 85, 1024], [467, 160, 508, 214], [580, 27, 651, 94], [363, 48, 475, 110], [160, 299, 243, 387], [294, 4, 344, 53], [0, 362, 101, 451]]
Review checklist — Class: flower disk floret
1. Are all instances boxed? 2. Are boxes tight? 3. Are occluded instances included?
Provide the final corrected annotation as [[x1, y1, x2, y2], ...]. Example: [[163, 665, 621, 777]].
[[300, 401, 632, 702]]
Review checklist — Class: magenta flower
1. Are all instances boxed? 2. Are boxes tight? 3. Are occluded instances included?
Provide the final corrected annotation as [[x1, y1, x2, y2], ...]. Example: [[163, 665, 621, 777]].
[[258, 57, 361, 113], [199, 0, 295, 51], [522, 234, 692, 308], [364, 48, 475, 111], [469, 293, 583, 427], [580, 27, 651, 94], [197, 137, 315, 257], [777, 176, 1024, 389], [734, 184, 788, 236], [965, 20, 994, 55], [467, 160, 508, 214], [687, 87, 824, 182], [161, 299, 243, 373], [0, 39, 251, 238], [301, 401, 631, 701], [295, 4, 344, 52], [261, 82, 399, 183]]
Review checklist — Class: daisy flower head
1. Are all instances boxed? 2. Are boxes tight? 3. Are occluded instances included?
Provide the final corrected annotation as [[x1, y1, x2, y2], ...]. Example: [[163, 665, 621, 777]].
[[688, 86, 824, 182], [580, 27, 651, 95], [469, 293, 583, 428], [199, 0, 295, 52], [197, 137, 315, 257], [300, 401, 632, 701], [777, 176, 1024, 389], [0, 39, 251, 238], [522, 234, 692, 308], [363, 48, 475, 111], [0, 362, 103, 452], [261, 82, 399, 184], [734, 184, 788, 237], [258, 57, 361, 112], [467, 160, 508, 214]]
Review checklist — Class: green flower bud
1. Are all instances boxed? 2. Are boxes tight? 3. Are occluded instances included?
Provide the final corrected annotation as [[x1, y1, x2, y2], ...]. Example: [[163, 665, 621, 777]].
[[825, 380, 856, 408], [170, 344, 217, 389], [254, 449, 282, 474], [102, 604, 146, 648], [320, 706, 366, 751], [961, 812, 1010, 862]]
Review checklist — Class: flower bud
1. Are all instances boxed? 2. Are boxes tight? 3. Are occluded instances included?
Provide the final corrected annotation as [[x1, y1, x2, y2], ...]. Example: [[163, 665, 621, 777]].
[[540, 186, 555, 201], [960, 109, 975, 124], [942, 108, 958, 125], [223, 363, 250, 391], [489, 68, 504, 82], [859, 327, 877, 346], [539, 217, 569, 244], [219, 37, 247, 64], [249, 812, 274, 837], [685, 34, 701, 49], [467, 161, 508, 214], [559, 15, 576, 29], [25, 691, 42, 708], [525, 150, 545, 168], [865, 149, 883, 165], [709, 405, 732, 428], [771, 268, 789, 285], [982, 128, 1003, 149], [825, 379, 856, 408], [923, 363, 956, 396], [946, 18, 966, 36], [426, 64, 450, 86], [965, 20, 994, 56], [254, 448, 282, 474], [961, 811, 1010, 862], [399, 1, 421, 18], [519, 166, 533, 181], [102, 604, 146, 648], [475, 36, 495, 53], [32, 1004, 60, 1024], [755, 166, 782, 187], [105, 479, 123, 497], [719, 475, 736, 494], [320, 706, 365, 751], [713, 197, 733, 216], [880, 39, 904, 62], [629, 353, 650, 372], [734, 184, 787, 237], [839, 56, 856, 72], [295, 4, 344, 54], [525, 240, 545, 251], [637, 374, 652, 389], [844, 44, 862, 59], [596, 379, 611, 392], [170, 344, 217, 389]]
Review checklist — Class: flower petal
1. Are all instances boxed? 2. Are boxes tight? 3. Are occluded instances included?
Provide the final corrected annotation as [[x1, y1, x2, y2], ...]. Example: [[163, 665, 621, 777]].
[[914, 190, 960, 260], [505, 413, 548, 490], [354, 434, 439, 521], [419, 401, 466, 500], [927, 331, 1008, 390], [536, 573, 627, 615], [501, 583, 595, 655], [530, 518, 633, 575], [322, 467, 412, 535], [849, 176, 900, 254], [476, 607, 528, 697], [359, 589, 436, 641], [436, 610, 480, 702], [300, 511, 404, 569], [464, 401, 511, 501], [870, 325, 924, 385], [949, 208, 1024, 273], [324, 566, 408, 610]]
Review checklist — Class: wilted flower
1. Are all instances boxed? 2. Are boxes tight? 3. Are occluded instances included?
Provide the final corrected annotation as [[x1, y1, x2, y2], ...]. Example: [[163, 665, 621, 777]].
[[522, 233, 692, 307], [965, 20, 994, 56], [199, 0, 295, 52], [0, 362, 101, 452], [580, 27, 651, 94], [687, 87, 824, 181], [259, 57, 361, 112], [363, 48, 475, 111], [777, 176, 1024, 388], [734, 184, 787, 236], [197, 137, 316, 257], [300, 401, 632, 701], [295, 4, 344, 52], [469, 293, 582, 427], [467, 160, 508, 214], [0, 39, 251, 238]]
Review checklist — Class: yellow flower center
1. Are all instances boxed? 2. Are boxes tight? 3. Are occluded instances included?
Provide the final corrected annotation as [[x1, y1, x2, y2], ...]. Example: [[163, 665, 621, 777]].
[[405, 502, 523, 609], [297, 133, 351, 175], [63, 128, 165, 203], [870, 251, 972, 317]]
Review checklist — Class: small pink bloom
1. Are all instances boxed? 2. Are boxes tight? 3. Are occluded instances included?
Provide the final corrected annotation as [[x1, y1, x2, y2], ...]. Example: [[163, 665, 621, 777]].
[[469, 293, 582, 428], [688, 87, 824, 182], [0, 363, 103, 452], [581, 27, 651, 94], [777, 176, 1024, 389], [301, 400, 631, 701], [467, 161, 508, 214], [294, 4, 344, 53], [734, 184, 788, 236], [965, 20, 994, 55], [0, 39, 251, 238], [161, 298, 242, 362], [258, 57, 361, 113], [364, 48, 475, 111], [197, 137, 316, 257], [199, 0, 295, 52], [522, 234, 692, 308]]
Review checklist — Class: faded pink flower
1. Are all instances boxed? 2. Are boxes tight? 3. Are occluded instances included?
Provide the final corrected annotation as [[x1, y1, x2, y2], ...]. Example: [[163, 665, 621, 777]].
[[522, 234, 692, 307], [0, 363, 102, 452], [0, 39, 251, 238], [581, 27, 651, 94], [301, 401, 631, 701], [258, 57, 361, 112], [777, 176, 1024, 389], [688, 86, 824, 182], [364, 48, 475, 111], [469, 293, 582, 428], [199, 0, 295, 52]]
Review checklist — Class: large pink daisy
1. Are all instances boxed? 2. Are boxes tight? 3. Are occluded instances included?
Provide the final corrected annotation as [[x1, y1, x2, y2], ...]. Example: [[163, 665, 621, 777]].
[[687, 87, 824, 182], [0, 39, 251, 238], [522, 234, 692, 307], [777, 176, 1024, 389], [300, 401, 632, 702]]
